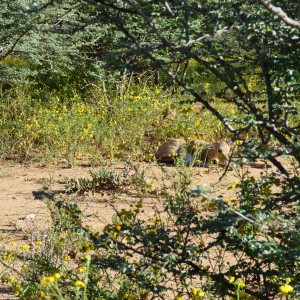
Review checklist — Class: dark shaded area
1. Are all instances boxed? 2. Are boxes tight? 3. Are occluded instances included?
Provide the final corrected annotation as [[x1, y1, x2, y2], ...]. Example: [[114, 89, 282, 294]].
[[32, 187, 64, 200]]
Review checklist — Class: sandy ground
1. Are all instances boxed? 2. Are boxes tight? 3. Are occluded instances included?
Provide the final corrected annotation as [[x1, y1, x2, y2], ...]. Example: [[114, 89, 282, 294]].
[[0, 160, 268, 299]]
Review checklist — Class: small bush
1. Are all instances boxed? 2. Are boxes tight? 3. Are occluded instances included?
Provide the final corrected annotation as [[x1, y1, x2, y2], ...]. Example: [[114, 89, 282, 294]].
[[1, 164, 299, 300], [65, 168, 129, 194]]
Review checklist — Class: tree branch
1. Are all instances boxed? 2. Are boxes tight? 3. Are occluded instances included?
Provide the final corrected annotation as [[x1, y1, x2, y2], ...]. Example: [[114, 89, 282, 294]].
[[256, 0, 300, 29], [98, 1, 298, 162], [0, 28, 32, 61], [104, 10, 236, 133], [89, 0, 138, 15]]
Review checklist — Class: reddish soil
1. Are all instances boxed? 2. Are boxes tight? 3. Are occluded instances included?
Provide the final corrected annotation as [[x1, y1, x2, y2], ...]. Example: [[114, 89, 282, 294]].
[[0, 160, 274, 299]]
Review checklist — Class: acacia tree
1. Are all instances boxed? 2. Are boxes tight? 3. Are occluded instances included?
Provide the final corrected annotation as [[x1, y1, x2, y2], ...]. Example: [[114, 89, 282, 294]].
[[1, 1, 300, 299], [0, 0, 126, 88], [91, 0, 300, 167], [77, 0, 300, 299]]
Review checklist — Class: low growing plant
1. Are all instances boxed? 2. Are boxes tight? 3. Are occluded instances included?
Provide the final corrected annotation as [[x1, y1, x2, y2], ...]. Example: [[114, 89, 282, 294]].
[[1, 162, 299, 300]]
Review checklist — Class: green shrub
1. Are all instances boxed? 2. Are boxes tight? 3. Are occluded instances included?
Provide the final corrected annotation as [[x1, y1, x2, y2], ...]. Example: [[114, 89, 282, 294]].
[[1, 164, 299, 300], [0, 81, 232, 165]]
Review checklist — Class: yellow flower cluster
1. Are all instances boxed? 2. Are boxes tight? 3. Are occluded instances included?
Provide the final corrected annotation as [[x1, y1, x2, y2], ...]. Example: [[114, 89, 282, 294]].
[[191, 287, 205, 299], [74, 280, 85, 288], [247, 74, 260, 92], [123, 293, 137, 300], [4, 82, 238, 164], [279, 284, 293, 295], [40, 273, 60, 288]]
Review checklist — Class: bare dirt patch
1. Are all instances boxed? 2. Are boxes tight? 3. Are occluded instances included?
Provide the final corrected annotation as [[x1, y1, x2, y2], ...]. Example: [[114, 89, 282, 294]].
[[0, 160, 271, 299]]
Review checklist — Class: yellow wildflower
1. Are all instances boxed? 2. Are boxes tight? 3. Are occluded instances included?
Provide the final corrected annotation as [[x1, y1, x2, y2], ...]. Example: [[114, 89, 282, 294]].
[[204, 82, 210, 89], [152, 216, 160, 222], [191, 287, 205, 298], [279, 284, 293, 295], [74, 280, 85, 288], [8, 276, 16, 284], [40, 276, 55, 288], [228, 276, 235, 284], [53, 273, 61, 280], [46, 276, 55, 283], [77, 266, 87, 273], [230, 182, 239, 189], [270, 275, 278, 283], [235, 278, 246, 288], [14, 284, 21, 296], [114, 221, 122, 231], [63, 254, 71, 261], [20, 245, 30, 251], [285, 277, 292, 284], [3, 252, 14, 262]]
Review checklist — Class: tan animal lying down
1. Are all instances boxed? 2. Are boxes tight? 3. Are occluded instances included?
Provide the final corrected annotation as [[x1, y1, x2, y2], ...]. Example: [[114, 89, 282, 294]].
[[187, 140, 230, 165], [155, 138, 186, 163], [155, 138, 230, 165]]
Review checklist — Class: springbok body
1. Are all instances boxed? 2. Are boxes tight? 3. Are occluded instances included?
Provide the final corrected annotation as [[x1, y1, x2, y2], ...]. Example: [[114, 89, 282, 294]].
[[155, 138, 186, 163], [155, 138, 230, 166], [188, 140, 230, 164]]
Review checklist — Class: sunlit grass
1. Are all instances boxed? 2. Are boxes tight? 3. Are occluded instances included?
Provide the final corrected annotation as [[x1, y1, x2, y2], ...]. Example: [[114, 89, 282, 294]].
[[0, 82, 234, 166]]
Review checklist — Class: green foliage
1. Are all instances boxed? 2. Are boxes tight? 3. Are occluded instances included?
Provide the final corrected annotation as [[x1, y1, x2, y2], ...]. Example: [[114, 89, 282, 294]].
[[0, 81, 228, 165], [96, 0, 300, 163], [1, 166, 299, 299], [0, 0, 128, 90], [1, 0, 300, 299], [65, 168, 129, 194]]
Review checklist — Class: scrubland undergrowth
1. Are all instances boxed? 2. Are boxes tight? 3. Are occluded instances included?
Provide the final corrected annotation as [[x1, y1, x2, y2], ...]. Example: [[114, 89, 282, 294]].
[[0, 81, 235, 166], [0, 155, 299, 300], [0, 77, 299, 300]]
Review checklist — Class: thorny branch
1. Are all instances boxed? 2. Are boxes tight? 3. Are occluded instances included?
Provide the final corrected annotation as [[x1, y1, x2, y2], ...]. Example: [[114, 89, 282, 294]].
[[256, 0, 300, 29]]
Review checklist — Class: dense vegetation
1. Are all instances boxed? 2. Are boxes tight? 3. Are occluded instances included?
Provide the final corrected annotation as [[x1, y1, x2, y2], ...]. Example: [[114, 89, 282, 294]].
[[1, 0, 300, 299]]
